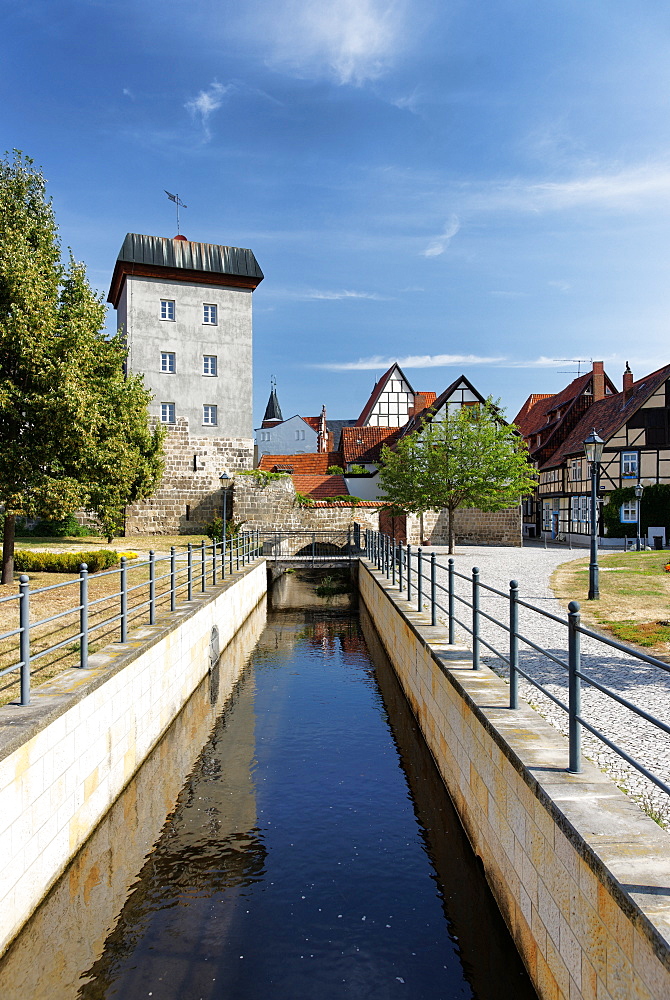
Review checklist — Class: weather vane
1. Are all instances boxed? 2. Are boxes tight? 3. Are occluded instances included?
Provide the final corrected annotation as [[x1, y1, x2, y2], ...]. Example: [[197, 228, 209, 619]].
[[164, 190, 187, 235]]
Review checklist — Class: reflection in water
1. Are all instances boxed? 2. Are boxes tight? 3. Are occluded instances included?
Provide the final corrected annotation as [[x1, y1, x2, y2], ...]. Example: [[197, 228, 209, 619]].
[[0, 600, 268, 1000], [0, 573, 537, 1000]]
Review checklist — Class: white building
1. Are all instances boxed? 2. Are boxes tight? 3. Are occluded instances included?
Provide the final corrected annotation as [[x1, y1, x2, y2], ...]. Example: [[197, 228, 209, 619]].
[[107, 232, 263, 532]]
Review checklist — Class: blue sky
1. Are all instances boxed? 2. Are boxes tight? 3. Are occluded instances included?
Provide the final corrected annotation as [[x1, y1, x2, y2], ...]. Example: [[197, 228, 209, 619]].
[[4, 0, 670, 425]]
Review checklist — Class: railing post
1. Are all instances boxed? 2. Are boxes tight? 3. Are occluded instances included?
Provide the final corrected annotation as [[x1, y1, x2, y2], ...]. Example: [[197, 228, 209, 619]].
[[149, 550, 156, 624], [201, 540, 206, 592], [19, 574, 30, 705], [222, 534, 226, 580], [392, 540, 396, 586], [120, 556, 128, 641], [212, 541, 217, 587], [431, 553, 437, 626], [417, 546, 423, 612], [170, 547, 176, 612], [568, 601, 582, 773], [472, 566, 480, 669], [509, 580, 519, 708], [230, 533, 234, 574], [79, 563, 88, 669], [399, 540, 403, 592], [448, 558, 455, 644], [407, 544, 412, 601], [386, 536, 390, 577], [187, 543, 193, 601]]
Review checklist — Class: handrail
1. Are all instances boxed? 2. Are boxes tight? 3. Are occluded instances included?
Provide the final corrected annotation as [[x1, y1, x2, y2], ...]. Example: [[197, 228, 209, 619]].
[[0, 531, 263, 706], [364, 528, 670, 797]]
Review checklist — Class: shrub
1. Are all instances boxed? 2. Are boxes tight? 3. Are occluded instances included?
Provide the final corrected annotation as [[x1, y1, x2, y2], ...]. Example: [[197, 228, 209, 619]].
[[326, 465, 344, 475], [319, 495, 363, 505], [238, 469, 289, 484], [347, 464, 368, 475], [14, 549, 120, 574], [294, 492, 315, 507], [19, 514, 100, 538], [205, 519, 242, 541]]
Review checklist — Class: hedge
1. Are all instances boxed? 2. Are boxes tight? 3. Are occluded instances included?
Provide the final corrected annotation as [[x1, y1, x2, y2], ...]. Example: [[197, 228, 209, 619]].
[[13, 549, 121, 574]]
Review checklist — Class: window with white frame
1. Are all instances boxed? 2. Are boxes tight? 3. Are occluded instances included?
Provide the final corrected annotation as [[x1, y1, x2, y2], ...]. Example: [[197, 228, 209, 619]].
[[621, 500, 638, 523], [621, 451, 638, 477], [203, 355, 218, 376], [542, 501, 551, 530], [203, 404, 217, 426], [161, 351, 175, 373], [160, 300, 175, 321], [160, 402, 175, 423], [203, 304, 217, 325], [570, 459, 580, 481]]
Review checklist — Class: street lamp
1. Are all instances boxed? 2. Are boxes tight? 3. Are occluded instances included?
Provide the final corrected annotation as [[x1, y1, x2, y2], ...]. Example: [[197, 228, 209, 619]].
[[219, 472, 230, 550], [583, 429, 604, 600], [634, 482, 644, 551]]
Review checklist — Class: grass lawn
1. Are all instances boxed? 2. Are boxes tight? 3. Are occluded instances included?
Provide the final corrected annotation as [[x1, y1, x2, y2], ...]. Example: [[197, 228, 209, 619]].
[[551, 550, 670, 654]]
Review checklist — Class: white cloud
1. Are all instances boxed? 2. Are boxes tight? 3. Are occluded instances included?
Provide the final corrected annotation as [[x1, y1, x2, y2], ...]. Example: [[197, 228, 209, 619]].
[[280, 288, 390, 301], [548, 280, 571, 294], [122, 87, 134, 99], [185, 81, 232, 138], [312, 353, 506, 371], [421, 216, 460, 257], [260, 0, 408, 85]]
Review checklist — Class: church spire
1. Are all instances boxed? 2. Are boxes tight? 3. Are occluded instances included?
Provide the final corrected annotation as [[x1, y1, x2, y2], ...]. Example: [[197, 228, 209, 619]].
[[262, 376, 283, 426]]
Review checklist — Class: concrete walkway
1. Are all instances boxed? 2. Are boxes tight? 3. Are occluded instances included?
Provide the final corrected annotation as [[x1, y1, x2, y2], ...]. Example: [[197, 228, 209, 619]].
[[405, 543, 670, 827]]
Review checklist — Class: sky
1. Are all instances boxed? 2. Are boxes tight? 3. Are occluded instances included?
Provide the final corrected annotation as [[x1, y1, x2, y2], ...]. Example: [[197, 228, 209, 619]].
[[3, 0, 670, 426]]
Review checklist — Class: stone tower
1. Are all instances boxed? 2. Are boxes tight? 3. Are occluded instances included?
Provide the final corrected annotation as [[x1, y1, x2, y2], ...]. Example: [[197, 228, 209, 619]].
[[107, 232, 264, 533]]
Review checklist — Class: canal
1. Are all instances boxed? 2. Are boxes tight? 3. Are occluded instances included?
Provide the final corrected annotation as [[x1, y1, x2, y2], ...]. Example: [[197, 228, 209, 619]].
[[0, 572, 537, 999]]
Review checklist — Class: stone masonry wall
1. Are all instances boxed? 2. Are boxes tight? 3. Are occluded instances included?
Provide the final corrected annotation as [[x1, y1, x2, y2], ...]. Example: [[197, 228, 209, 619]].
[[407, 506, 522, 546], [124, 417, 254, 535], [232, 475, 381, 534]]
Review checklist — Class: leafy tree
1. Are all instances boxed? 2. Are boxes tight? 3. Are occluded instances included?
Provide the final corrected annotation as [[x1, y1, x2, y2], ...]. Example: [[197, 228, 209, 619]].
[[378, 401, 537, 553], [0, 151, 164, 581]]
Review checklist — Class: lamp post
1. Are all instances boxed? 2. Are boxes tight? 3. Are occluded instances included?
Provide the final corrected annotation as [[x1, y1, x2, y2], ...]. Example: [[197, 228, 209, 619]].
[[635, 482, 644, 551], [584, 429, 604, 600], [219, 472, 230, 548]]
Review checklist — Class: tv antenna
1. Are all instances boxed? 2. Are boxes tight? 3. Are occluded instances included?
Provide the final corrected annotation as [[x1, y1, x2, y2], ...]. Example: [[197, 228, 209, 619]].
[[556, 358, 591, 376], [164, 190, 187, 235]]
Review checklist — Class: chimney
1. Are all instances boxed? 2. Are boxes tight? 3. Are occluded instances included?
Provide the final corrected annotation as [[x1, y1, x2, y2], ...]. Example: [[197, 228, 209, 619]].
[[592, 361, 605, 402], [623, 361, 633, 400]]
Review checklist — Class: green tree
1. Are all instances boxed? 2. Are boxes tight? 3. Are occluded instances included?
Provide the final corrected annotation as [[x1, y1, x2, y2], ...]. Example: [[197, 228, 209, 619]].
[[378, 401, 537, 553], [0, 151, 164, 581]]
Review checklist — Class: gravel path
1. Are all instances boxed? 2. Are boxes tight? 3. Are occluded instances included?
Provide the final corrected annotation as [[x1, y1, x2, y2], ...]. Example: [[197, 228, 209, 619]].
[[402, 543, 670, 827]]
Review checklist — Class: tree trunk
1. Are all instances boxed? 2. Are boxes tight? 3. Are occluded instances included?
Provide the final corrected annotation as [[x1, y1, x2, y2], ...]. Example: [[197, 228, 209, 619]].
[[2, 513, 16, 585], [448, 506, 454, 555]]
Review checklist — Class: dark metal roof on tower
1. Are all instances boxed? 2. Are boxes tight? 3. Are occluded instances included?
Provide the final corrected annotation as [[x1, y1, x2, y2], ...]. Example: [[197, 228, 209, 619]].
[[107, 233, 263, 306], [263, 383, 283, 423]]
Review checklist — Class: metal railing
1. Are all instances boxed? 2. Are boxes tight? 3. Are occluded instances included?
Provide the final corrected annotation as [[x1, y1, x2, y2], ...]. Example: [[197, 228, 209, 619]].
[[365, 529, 670, 797], [0, 532, 262, 708], [258, 529, 365, 564]]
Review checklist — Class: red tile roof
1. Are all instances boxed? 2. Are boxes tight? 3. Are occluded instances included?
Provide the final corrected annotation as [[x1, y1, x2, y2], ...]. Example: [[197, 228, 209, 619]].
[[292, 474, 349, 498], [541, 363, 670, 470], [311, 500, 384, 507], [341, 426, 402, 465], [512, 393, 553, 435], [258, 452, 343, 474], [302, 416, 321, 432], [412, 391, 437, 413]]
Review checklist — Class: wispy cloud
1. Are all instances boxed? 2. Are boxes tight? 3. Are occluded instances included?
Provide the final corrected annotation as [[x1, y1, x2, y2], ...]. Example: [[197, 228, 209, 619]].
[[548, 280, 571, 293], [489, 290, 529, 299], [122, 87, 134, 100], [261, 0, 408, 85], [185, 80, 233, 139], [311, 353, 506, 371], [280, 288, 391, 301], [421, 216, 460, 257]]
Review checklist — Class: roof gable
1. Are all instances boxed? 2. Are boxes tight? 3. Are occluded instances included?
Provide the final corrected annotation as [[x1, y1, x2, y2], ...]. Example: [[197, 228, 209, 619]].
[[356, 363, 415, 426]]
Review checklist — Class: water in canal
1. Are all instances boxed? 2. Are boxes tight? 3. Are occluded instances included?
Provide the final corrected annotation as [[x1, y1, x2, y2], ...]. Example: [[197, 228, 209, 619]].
[[0, 572, 537, 1000]]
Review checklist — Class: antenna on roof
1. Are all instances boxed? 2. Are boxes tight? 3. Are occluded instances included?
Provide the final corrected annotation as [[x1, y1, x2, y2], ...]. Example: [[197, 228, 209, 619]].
[[164, 190, 187, 235], [556, 359, 591, 376]]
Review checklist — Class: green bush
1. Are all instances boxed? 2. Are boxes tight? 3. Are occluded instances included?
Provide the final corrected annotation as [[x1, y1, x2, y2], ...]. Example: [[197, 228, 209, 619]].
[[14, 549, 120, 574], [17, 514, 99, 538], [205, 519, 242, 541], [347, 465, 368, 475], [603, 483, 670, 537], [326, 465, 344, 475]]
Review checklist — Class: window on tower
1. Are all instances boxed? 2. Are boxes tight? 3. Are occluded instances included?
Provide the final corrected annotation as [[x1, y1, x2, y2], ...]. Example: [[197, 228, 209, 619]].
[[203, 304, 218, 325], [203, 355, 218, 376], [203, 404, 218, 426], [161, 352, 176, 373], [160, 300, 175, 321], [160, 402, 175, 423]]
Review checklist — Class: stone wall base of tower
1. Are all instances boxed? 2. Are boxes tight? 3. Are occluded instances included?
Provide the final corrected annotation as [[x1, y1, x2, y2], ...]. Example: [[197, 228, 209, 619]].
[[124, 419, 253, 535]]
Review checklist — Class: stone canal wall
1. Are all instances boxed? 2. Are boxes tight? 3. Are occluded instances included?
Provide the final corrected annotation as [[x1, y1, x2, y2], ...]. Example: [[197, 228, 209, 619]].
[[0, 560, 267, 956], [359, 560, 670, 1000]]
